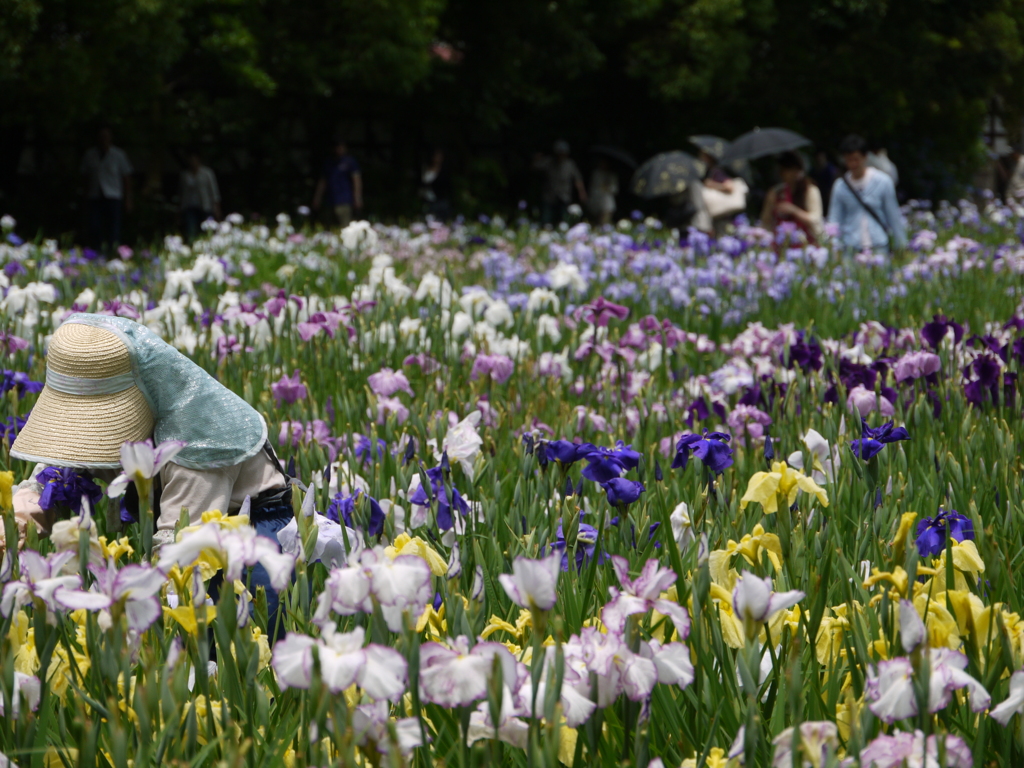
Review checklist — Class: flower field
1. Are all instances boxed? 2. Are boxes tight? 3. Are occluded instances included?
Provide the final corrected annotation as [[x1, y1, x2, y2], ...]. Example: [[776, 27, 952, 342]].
[[2, 203, 1024, 767]]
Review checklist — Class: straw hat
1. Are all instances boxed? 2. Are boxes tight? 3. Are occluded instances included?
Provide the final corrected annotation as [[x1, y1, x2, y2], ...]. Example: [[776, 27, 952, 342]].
[[11, 323, 154, 468]]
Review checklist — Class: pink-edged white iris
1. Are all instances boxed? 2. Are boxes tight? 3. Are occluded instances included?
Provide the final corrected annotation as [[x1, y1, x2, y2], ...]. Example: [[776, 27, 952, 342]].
[[499, 551, 561, 611], [272, 625, 406, 701], [54, 559, 166, 633], [602, 556, 689, 636], [107, 438, 187, 497], [0, 550, 80, 617], [419, 636, 521, 708], [157, 522, 296, 593]]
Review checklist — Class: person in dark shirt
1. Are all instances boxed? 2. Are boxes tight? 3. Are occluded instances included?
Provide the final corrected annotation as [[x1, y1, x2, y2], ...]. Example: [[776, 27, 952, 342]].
[[420, 147, 453, 220], [811, 149, 840, 214], [312, 137, 363, 226]]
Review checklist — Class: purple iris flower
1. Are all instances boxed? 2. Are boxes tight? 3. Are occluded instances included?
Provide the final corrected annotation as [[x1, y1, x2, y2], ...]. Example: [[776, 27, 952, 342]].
[[787, 333, 823, 372], [582, 296, 630, 327], [271, 369, 307, 406], [36, 467, 102, 514], [326, 488, 385, 537], [1, 370, 43, 399], [409, 466, 469, 531], [545, 440, 595, 466], [602, 477, 645, 506], [849, 418, 910, 460], [921, 315, 964, 350], [580, 441, 641, 484], [915, 509, 974, 558], [549, 520, 604, 571], [672, 430, 733, 474], [0, 414, 28, 442], [470, 354, 514, 384], [353, 434, 386, 465]]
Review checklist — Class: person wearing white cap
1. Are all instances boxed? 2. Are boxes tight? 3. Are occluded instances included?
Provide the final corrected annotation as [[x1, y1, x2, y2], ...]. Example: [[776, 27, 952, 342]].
[[9, 313, 293, 631]]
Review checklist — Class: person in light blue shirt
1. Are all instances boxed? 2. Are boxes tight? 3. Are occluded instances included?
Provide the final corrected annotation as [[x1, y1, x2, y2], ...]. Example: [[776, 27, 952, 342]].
[[827, 134, 906, 252]]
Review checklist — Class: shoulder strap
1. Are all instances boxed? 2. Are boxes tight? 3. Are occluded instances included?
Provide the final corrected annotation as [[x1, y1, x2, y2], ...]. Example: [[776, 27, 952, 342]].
[[840, 175, 891, 236]]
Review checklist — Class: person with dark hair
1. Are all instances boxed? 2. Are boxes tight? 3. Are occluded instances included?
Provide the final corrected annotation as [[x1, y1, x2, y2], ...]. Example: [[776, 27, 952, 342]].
[[828, 134, 906, 252], [80, 126, 133, 251], [179, 150, 221, 241], [760, 151, 823, 243], [313, 137, 363, 227]]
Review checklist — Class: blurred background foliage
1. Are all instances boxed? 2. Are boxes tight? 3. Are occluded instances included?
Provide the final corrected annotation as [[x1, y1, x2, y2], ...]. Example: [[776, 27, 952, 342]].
[[2, 0, 1024, 238]]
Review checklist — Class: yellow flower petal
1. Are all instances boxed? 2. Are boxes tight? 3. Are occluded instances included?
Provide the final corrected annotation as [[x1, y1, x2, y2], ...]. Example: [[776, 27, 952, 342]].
[[740, 471, 781, 513]]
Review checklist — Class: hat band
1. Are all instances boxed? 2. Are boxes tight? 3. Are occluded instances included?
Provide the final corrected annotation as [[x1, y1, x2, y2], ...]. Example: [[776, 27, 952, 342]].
[[46, 369, 136, 396]]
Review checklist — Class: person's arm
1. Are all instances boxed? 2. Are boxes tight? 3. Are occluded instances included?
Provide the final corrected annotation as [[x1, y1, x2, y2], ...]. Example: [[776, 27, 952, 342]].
[[827, 180, 844, 226], [353, 172, 363, 211], [155, 462, 234, 548]]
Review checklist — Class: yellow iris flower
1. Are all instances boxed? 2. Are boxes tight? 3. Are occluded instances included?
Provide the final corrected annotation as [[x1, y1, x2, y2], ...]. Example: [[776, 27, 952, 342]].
[[739, 461, 829, 515], [709, 524, 783, 589], [385, 533, 448, 576]]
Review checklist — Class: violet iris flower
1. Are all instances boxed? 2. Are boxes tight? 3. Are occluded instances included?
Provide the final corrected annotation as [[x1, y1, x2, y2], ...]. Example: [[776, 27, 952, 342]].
[[921, 315, 964, 349], [849, 418, 910, 460], [915, 510, 975, 558], [409, 466, 469, 531], [326, 489, 385, 537], [602, 478, 645, 506], [580, 441, 641, 483], [546, 440, 595, 466], [1, 371, 43, 399], [470, 354, 514, 384], [582, 296, 630, 327], [672, 430, 733, 474], [36, 467, 102, 514], [271, 369, 308, 406], [354, 434, 386, 465], [549, 520, 603, 571]]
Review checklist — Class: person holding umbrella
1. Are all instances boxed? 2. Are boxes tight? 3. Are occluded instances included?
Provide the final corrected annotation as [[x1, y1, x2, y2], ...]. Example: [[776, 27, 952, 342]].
[[760, 151, 823, 244]]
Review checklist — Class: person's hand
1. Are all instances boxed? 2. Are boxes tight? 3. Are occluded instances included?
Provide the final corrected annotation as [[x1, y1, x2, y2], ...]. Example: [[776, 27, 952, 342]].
[[721, 180, 735, 194], [775, 201, 800, 217]]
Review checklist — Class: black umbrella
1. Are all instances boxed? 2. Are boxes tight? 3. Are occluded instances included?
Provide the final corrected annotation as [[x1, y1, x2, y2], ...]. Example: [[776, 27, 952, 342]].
[[720, 127, 811, 164], [590, 145, 637, 169], [631, 151, 705, 199], [689, 135, 730, 160]]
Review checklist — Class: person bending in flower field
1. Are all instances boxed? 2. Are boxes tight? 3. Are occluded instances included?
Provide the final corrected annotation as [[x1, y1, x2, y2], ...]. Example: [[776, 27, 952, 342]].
[[8, 314, 293, 628]]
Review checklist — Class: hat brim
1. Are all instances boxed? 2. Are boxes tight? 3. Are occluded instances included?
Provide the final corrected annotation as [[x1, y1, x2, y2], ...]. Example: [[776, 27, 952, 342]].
[[11, 384, 154, 469]]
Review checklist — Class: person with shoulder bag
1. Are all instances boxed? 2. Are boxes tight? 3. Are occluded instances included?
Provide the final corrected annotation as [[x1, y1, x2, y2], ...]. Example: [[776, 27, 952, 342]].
[[827, 134, 906, 253]]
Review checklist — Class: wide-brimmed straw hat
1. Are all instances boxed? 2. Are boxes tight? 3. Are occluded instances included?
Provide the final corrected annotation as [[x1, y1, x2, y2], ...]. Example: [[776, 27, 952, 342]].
[[11, 323, 155, 469]]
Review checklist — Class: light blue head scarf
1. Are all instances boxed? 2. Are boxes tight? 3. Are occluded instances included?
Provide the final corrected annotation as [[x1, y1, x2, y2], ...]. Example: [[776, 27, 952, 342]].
[[62, 313, 267, 470]]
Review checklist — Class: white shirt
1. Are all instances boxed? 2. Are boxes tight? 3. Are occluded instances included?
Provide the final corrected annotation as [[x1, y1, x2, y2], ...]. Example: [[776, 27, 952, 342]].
[[1008, 156, 1024, 200], [588, 168, 618, 215], [866, 150, 899, 186], [180, 166, 221, 212], [80, 146, 133, 200], [847, 167, 881, 250]]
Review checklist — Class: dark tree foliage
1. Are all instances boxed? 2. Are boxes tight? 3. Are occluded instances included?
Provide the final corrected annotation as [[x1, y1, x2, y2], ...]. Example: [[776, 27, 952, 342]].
[[0, 0, 1022, 238]]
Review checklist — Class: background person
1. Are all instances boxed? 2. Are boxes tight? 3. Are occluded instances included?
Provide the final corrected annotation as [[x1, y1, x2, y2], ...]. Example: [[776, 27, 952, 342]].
[[313, 137, 363, 226], [179, 150, 222, 241], [811, 149, 840, 213], [828, 134, 906, 252], [533, 140, 587, 226], [420, 147, 453, 220], [80, 125, 133, 251], [760, 151, 823, 243], [588, 157, 618, 225]]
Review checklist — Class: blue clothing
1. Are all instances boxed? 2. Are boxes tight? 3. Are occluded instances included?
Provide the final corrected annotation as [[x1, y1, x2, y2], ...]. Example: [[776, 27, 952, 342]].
[[323, 155, 361, 206], [827, 169, 906, 251]]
